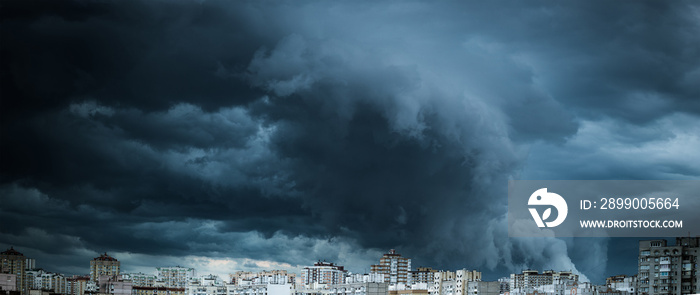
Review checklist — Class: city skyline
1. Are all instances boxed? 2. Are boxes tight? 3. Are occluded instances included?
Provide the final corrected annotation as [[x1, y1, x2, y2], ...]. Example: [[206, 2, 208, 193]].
[[2, 0, 700, 286]]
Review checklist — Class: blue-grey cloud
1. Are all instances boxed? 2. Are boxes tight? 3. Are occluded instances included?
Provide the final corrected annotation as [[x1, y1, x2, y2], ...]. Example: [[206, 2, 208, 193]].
[[2, 0, 699, 284]]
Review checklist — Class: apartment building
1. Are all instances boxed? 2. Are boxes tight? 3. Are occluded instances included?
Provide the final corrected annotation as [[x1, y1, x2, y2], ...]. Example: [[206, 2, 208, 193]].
[[157, 267, 195, 289], [509, 270, 578, 290], [429, 270, 481, 295], [638, 237, 699, 295], [410, 268, 437, 285], [90, 253, 120, 282], [121, 273, 157, 287], [301, 262, 347, 287], [371, 250, 411, 285], [1, 248, 26, 294]]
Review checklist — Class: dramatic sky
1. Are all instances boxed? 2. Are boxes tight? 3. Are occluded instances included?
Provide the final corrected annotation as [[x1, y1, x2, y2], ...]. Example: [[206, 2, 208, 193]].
[[1, 0, 699, 283]]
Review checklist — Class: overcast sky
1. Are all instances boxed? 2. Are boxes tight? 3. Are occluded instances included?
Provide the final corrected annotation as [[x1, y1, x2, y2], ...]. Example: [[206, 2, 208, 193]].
[[1, 0, 699, 283]]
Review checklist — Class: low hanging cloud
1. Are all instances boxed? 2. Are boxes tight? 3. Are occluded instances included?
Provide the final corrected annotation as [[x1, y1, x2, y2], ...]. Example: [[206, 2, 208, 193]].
[[2, 0, 700, 283]]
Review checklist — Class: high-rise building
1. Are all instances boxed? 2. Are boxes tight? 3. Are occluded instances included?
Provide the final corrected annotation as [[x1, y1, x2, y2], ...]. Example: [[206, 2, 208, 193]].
[[1, 247, 27, 294], [371, 250, 412, 285], [90, 253, 120, 282], [156, 267, 195, 288], [301, 261, 347, 287], [638, 237, 699, 295]]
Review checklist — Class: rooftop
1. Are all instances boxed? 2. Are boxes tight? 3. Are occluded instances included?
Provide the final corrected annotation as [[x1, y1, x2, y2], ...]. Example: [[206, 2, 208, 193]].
[[0, 247, 24, 256], [93, 252, 118, 261]]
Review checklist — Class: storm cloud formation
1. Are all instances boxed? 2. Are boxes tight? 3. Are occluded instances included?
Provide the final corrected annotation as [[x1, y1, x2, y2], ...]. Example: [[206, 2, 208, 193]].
[[2, 0, 700, 282]]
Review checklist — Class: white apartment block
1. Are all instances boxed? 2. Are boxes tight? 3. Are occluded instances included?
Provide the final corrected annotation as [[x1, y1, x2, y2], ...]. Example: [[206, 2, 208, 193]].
[[122, 273, 157, 287], [346, 274, 386, 284], [429, 270, 482, 295], [509, 270, 578, 290], [158, 267, 196, 288], [25, 269, 67, 294], [295, 282, 388, 295]]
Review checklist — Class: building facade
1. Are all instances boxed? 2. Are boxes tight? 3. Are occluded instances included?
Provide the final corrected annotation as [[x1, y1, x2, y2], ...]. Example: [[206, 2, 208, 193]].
[[90, 253, 120, 282], [122, 273, 157, 288], [371, 250, 411, 285], [301, 262, 347, 287], [509, 270, 578, 290], [156, 267, 195, 289], [410, 268, 437, 285], [1, 248, 26, 294], [638, 237, 699, 295]]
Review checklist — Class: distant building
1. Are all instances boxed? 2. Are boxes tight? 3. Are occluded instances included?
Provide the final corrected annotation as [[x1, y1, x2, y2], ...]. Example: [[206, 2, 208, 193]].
[[66, 275, 95, 295], [97, 275, 132, 295], [90, 253, 120, 282], [410, 268, 437, 285], [429, 270, 481, 295], [465, 281, 499, 295], [25, 269, 67, 294], [230, 271, 295, 287], [0, 273, 17, 292], [1, 248, 27, 295], [301, 262, 347, 287], [121, 273, 156, 287], [509, 270, 578, 290], [638, 237, 699, 295], [371, 250, 412, 285], [156, 267, 195, 289], [132, 286, 185, 295], [312, 282, 388, 295], [605, 275, 636, 294], [496, 278, 510, 295], [346, 274, 386, 284]]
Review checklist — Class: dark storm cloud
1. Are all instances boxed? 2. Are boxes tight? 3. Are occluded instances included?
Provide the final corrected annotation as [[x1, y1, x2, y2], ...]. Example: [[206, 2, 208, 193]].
[[2, 0, 700, 282]]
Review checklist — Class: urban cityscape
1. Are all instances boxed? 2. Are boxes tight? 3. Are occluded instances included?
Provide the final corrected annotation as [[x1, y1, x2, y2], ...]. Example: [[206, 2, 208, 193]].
[[1, 237, 698, 295]]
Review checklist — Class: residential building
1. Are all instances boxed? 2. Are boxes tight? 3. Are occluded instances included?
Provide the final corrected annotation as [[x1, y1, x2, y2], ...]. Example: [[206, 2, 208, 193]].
[[388, 283, 428, 295], [90, 254, 120, 282], [509, 270, 578, 290], [371, 250, 411, 285], [66, 275, 96, 295], [186, 275, 225, 295], [97, 275, 132, 295], [346, 274, 385, 284], [410, 268, 437, 285], [229, 271, 295, 286], [156, 268, 195, 289], [606, 275, 637, 294], [25, 269, 67, 294], [301, 262, 347, 287], [0, 273, 17, 292], [330, 282, 388, 295], [227, 278, 292, 295], [429, 270, 481, 295], [1, 248, 27, 294], [496, 278, 509, 295], [122, 273, 156, 287], [465, 282, 499, 295], [133, 286, 185, 295], [638, 237, 699, 295]]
